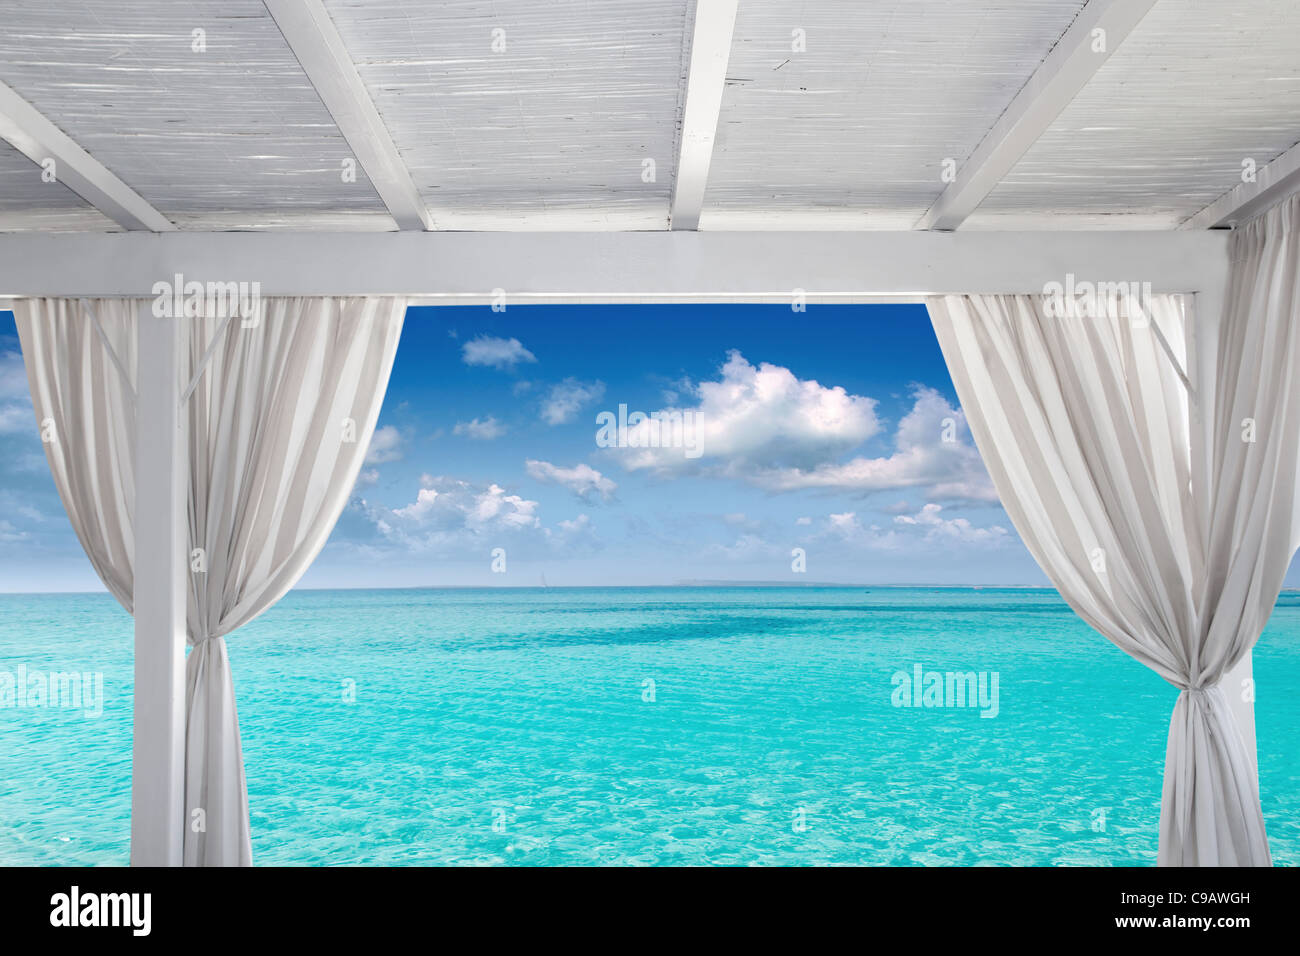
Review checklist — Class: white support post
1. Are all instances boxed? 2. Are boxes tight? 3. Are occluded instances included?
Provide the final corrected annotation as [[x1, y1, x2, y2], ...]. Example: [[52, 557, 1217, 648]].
[[130, 303, 188, 866]]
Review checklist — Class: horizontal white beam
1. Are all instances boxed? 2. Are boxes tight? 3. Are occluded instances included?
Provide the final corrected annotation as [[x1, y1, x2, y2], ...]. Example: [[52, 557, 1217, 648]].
[[0, 230, 1226, 300], [670, 0, 739, 231], [265, 0, 433, 231], [918, 0, 1158, 231], [0, 80, 174, 232], [1181, 139, 1300, 230]]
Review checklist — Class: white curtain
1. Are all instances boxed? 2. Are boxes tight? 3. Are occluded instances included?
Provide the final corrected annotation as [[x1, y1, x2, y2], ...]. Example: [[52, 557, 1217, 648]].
[[927, 195, 1300, 866], [16, 299, 137, 610], [15, 295, 406, 866]]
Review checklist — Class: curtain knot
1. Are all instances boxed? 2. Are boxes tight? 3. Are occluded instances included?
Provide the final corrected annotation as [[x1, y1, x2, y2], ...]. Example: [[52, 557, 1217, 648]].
[[1179, 685, 1228, 720]]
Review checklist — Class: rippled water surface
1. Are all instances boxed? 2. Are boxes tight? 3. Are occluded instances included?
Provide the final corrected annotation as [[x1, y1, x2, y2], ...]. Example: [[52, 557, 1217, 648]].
[[2, 587, 1298, 865]]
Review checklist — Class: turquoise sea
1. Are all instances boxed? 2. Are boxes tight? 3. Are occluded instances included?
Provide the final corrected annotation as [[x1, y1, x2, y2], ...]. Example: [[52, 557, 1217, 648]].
[[1, 586, 1298, 866]]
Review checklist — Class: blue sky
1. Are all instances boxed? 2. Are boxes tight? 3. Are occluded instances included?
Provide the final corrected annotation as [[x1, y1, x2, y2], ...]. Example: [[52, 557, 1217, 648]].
[[2, 303, 1295, 592]]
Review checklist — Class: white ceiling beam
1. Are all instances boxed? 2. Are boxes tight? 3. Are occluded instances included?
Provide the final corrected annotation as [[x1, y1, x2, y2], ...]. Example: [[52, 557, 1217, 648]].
[[0, 80, 174, 232], [265, 0, 433, 231], [1180, 139, 1300, 230], [669, 0, 739, 231], [918, 0, 1158, 232], [0, 230, 1226, 299]]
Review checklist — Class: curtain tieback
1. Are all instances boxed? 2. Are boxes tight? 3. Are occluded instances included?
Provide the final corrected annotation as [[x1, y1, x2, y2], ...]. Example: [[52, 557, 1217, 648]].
[[1179, 684, 1219, 707]]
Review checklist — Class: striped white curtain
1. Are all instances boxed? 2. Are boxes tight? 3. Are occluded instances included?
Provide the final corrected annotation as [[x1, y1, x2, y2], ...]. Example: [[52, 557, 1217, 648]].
[[927, 192, 1300, 867], [181, 296, 405, 865], [15, 299, 137, 611], [15, 296, 406, 866]]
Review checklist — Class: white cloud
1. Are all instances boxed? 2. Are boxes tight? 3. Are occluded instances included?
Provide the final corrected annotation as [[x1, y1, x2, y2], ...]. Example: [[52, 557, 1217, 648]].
[[555, 513, 600, 549], [467, 484, 540, 530], [798, 511, 905, 550], [893, 503, 1008, 544], [355, 468, 380, 487], [526, 459, 617, 502], [453, 416, 506, 440], [557, 514, 592, 534], [393, 487, 440, 522], [335, 474, 608, 561], [542, 378, 606, 425], [707, 533, 785, 562], [603, 354, 992, 502], [826, 511, 866, 538], [788, 503, 1007, 556], [461, 335, 536, 370], [364, 425, 404, 464], [617, 351, 880, 472], [747, 386, 996, 502], [821, 512, 894, 541], [390, 476, 540, 534]]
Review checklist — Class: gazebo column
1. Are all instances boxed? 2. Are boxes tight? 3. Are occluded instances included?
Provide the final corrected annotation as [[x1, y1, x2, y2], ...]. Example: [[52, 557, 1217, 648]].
[[129, 303, 188, 866]]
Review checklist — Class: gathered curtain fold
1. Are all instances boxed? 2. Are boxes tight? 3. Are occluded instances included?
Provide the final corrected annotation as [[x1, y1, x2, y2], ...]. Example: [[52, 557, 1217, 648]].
[[15, 295, 406, 866], [926, 195, 1300, 866]]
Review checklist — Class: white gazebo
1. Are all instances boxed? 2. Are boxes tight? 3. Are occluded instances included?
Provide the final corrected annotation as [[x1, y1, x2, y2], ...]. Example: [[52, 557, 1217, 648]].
[[1, 0, 1297, 867]]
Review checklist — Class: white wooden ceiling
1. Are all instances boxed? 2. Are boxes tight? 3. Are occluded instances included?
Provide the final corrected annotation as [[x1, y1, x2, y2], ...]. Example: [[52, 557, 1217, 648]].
[[322, 0, 694, 230], [0, 140, 116, 231], [704, 0, 1091, 229], [0, 0, 1296, 233], [967, 0, 1300, 229], [0, 0, 391, 230]]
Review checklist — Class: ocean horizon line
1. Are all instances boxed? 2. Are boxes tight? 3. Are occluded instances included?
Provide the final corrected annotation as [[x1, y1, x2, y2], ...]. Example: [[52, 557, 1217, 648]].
[[5, 582, 1300, 598]]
